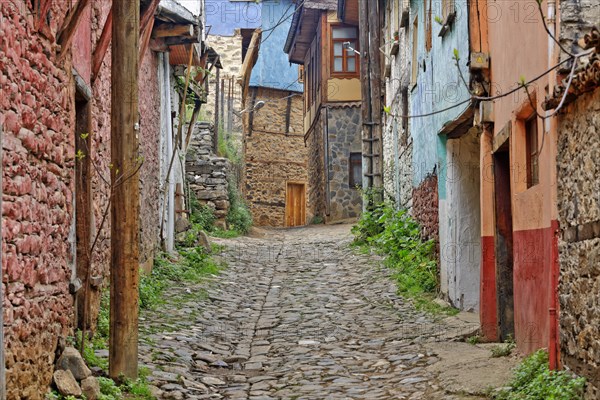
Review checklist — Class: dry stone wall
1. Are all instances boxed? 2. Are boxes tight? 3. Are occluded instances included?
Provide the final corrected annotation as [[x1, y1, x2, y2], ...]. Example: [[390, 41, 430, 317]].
[[556, 88, 600, 399], [186, 122, 231, 226]]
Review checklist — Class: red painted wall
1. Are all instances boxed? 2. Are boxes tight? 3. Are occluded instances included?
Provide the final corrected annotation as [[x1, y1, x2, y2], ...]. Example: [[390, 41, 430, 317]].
[[512, 225, 555, 355], [480, 236, 498, 340]]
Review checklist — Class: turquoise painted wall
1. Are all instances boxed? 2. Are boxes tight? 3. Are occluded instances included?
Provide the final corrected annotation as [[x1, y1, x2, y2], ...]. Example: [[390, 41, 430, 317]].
[[408, 0, 471, 199]]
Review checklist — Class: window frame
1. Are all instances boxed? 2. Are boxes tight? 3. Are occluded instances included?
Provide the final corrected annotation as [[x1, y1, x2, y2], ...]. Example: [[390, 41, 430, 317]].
[[330, 24, 360, 78], [525, 115, 539, 188], [349, 152, 363, 189]]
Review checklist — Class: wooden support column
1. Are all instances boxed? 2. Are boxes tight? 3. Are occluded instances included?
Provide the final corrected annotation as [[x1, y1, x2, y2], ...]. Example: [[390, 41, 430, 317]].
[[368, 0, 383, 192], [359, 0, 373, 193], [110, 0, 140, 380], [214, 67, 220, 145], [75, 97, 93, 330], [358, 0, 384, 204]]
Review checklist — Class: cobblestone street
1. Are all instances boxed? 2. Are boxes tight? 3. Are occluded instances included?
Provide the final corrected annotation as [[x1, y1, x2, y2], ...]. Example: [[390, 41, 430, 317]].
[[138, 225, 483, 399]]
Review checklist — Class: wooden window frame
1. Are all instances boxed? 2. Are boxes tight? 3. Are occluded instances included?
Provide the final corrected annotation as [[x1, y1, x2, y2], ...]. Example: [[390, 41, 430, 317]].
[[411, 16, 418, 87], [525, 115, 539, 188], [330, 24, 360, 78], [349, 152, 362, 189]]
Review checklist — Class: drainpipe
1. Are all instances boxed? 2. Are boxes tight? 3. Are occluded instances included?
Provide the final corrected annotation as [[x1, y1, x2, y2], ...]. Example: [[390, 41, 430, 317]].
[[0, 124, 5, 400], [547, 0, 559, 371]]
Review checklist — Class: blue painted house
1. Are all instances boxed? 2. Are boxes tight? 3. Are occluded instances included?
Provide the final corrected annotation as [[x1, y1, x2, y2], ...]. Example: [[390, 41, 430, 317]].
[[407, 0, 482, 311]]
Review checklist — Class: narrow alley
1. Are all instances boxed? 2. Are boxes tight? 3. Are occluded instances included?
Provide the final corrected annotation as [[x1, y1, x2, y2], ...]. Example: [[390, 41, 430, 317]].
[[136, 225, 489, 400]]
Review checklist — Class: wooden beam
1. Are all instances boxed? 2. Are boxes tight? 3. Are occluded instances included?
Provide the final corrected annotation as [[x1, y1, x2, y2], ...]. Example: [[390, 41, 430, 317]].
[[110, 0, 140, 380], [92, 7, 112, 82], [140, 0, 160, 35], [35, 0, 52, 31], [152, 23, 194, 38], [57, 0, 91, 59], [139, 17, 155, 66]]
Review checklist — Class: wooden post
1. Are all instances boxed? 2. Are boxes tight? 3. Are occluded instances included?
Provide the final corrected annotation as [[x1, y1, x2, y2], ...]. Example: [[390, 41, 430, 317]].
[[368, 0, 384, 193], [110, 0, 140, 380], [214, 67, 220, 151], [220, 78, 225, 135], [359, 0, 373, 193], [75, 98, 93, 330], [358, 0, 384, 204]]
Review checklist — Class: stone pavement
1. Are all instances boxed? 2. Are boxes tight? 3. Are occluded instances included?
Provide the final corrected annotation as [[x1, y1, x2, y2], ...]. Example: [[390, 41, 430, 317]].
[[138, 224, 488, 400]]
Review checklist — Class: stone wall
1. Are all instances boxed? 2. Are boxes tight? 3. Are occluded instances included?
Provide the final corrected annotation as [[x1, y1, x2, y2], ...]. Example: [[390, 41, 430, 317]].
[[1, 2, 76, 397], [204, 33, 244, 140], [243, 87, 308, 226], [559, 0, 599, 59], [138, 49, 162, 272], [326, 106, 363, 221], [1, 0, 164, 396], [382, 11, 412, 209], [556, 88, 600, 399], [307, 110, 327, 222], [412, 174, 439, 244], [186, 122, 231, 226]]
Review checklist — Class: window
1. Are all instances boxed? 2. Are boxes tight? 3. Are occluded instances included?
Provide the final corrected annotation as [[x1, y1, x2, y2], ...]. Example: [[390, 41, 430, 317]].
[[525, 116, 539, 188], [411, 16, 418, 86], [298, 66, 304, 83], [349, 153, 362, 189], [331, 26, 359, 75], [424, 0, 432, 51]]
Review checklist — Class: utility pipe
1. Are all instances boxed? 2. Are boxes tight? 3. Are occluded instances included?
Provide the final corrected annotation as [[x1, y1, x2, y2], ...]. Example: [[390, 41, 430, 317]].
[[164, 53, 175, 252], [546, 0, 559, 371]]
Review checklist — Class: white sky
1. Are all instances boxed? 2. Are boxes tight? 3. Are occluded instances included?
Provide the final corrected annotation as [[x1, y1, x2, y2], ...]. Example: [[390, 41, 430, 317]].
[[178, 0, 202, 16]]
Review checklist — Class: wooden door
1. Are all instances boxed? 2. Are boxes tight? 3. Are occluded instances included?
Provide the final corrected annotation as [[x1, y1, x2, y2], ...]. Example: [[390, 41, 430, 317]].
[[286, 183, 306, 227]]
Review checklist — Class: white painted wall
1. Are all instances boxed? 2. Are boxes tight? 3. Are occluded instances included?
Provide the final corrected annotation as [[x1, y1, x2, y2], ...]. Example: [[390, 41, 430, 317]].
[[440, 128, 481, 311]]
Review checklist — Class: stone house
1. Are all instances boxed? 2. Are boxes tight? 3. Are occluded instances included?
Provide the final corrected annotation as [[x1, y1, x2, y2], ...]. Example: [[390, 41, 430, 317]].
[[0, 0, 211, 396], [284, 0, 363, 223], [550, 2, 599, 396], [237, 0, 308, 227]]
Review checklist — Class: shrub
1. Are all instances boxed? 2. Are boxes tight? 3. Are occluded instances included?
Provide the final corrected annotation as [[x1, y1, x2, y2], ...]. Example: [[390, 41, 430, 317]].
[[189, 195, 216, 233], [494, 350, 586, 400], [353, 202, 437, 296], [225, 176, 252, 234]]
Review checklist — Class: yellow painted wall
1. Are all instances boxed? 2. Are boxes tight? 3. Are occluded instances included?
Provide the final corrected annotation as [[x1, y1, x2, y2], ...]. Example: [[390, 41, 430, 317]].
[[327, 78, 361, 102]]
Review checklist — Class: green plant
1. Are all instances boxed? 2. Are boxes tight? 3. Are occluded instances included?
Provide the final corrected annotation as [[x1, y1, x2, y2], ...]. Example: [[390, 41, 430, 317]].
[[139, 249, 221, 310], [189, 195, 216, 232], [352, 196, 452, 314], [494, 350, 586, 400], [225, 177, 252, 234], [467, 335, 482, 345], [311, 215, 324, 225], [491, 342, 516, 358]]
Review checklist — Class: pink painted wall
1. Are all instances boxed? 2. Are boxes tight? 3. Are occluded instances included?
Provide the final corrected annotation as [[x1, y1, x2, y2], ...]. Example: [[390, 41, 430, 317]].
[[483, 0, 559, 354]]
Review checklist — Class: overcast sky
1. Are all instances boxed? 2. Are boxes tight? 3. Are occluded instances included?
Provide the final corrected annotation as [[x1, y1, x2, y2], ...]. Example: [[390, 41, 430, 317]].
[[178, 0, 202, 16]]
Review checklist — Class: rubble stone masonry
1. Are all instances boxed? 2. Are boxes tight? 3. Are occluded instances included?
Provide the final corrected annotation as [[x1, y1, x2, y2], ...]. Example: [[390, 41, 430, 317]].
[[243, 87, 308, 226], [556, 88, 600, 399], [412, 174, 439, 245], [1, 2, 76, 397]]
